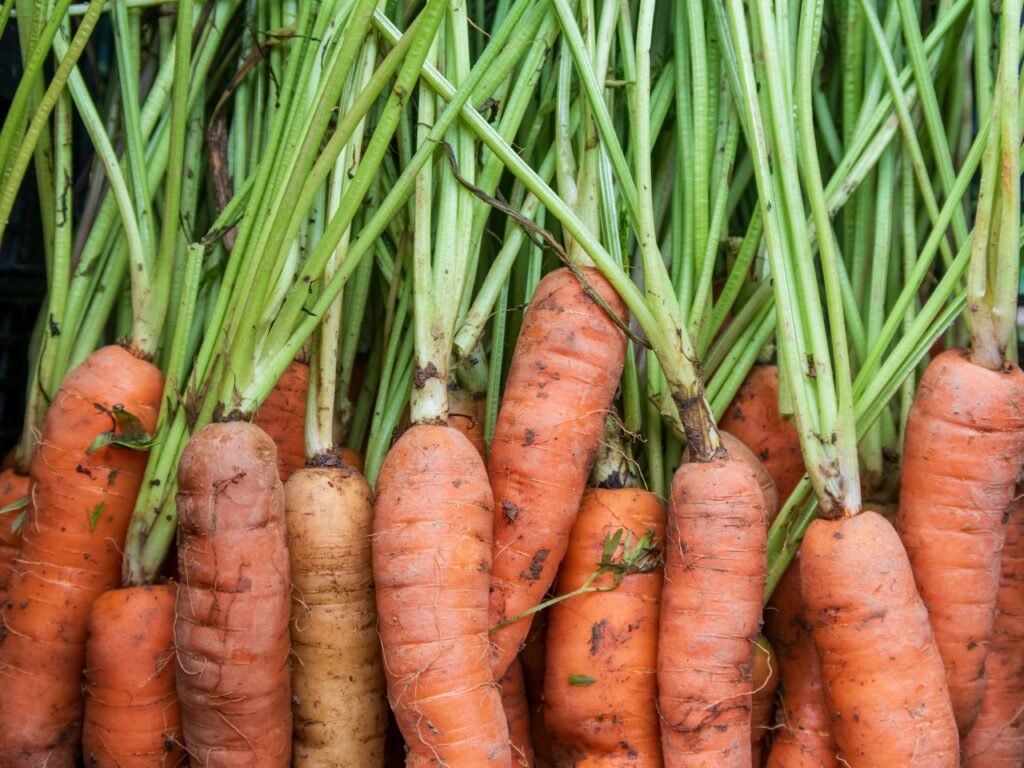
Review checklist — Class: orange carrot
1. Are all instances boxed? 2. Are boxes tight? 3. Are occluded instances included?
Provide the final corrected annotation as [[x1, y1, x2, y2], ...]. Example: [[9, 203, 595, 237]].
[[286, 464, 387, 766], [545, 488, 664, 766], [373, 424, 510, 766], [800, 511, 959, 766], [175, 421, 292, 766], [750, 636, 779, 767], [898, 349, 1024, 733], [657, 454, 767, 766], [340, 447, 365, 474], [0, 344, 163, 767], [0, 468, 28, 604], [961, 490, 1024, 766], [449, 385, 487, 461], [717, 432, 779, 524], [763, 558, 837, 768], [500, 658, 536, 768], [719, 365, 804, 502], [82, 583, 184, 767], [254, 360, 309, 482], [489, 267, 627, 679]]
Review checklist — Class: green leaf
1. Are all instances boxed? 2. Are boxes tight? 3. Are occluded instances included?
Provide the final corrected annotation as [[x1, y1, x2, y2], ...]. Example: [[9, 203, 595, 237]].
[[86, 404, 156, 454], [88, 501, 106, 531], [11, 510, 24, 536], [0, 496, 28, 516], [568, 674, 597, 686]]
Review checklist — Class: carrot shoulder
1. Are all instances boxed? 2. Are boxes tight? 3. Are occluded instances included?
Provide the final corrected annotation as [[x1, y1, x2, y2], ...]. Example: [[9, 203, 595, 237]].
[[489, 267, 627, 679], [961, 490, 1024, 766], [897, 349, 1024, 733], [286, 465, 387, 767], [545, 488, 664, 766], [657, 454, 767, 767], [373, 425, 510, 766], [82, 583, 184, 767], [0, 344, 163, 768], [175, 421, 292, 766], [800, 511, 958, 767]]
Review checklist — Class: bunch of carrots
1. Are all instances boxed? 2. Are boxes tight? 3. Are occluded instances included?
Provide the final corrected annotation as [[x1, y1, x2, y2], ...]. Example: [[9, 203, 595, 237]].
[[0, 1, 1022, 767]]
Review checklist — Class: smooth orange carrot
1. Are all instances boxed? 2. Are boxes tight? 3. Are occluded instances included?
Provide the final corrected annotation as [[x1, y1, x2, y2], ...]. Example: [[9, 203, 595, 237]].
[[719, 365, 804, 502], [898, 349, 1024, 733], [489, 267, 627, 679], [500, 658, 536, 768], [449, 386, 486, 461], [286, 464, 387, 767], [658, 454, 767, 767], [545, 488, 664, 766], [374, 425, 510, 766], [0, 468, 28, 604], [750, 636, 779, 767], [175, 421, 292, 766], [961, 490, 1024, 766], [0, 344, 163, 767], [800, 511, 959, 766], [82, 584, 184, 767], [764, 558, 837, 768], [254, 360, 309, 482]]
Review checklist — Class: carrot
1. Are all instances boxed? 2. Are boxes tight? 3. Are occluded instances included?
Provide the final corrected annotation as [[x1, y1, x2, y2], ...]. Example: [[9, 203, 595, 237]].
[[750, 636, 779, 767], [544, 487, 664, 766], [961, 490, 1024, 766], [449, 385, 486, 461], [500, 658, 536, 768], [82, 583, 184, 767], [897, 349, 1024, 733], [520, 613, 554, 768], [286, 463, 387, 767], [373, 424, 510, 766], [658, 453, 767, 766], [489, 267, 627, 679], [1, 448, 15, 471], [0, 344, 163, 767], [763, 558, 837, 768], [719, 365, 804, 502], [175, 420, 292, 766], [254, 359, 309, 482], [340, 447, 365, 474], [800, 511, 959, 766], [0, 467, 28, 604], [717, 432, 780, 524]]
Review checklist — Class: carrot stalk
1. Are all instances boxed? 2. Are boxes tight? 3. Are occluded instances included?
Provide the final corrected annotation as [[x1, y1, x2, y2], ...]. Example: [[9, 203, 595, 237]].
[[82, 584, 184, 768], [488, 267, 627, 679], [545, 488, 664, 766], [175, 421, 292, 766], [0, 345, 163, 767]]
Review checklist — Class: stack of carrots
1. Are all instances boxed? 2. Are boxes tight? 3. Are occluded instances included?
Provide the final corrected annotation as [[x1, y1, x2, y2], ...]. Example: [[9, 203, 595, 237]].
[[0, 1, 1021, 767]]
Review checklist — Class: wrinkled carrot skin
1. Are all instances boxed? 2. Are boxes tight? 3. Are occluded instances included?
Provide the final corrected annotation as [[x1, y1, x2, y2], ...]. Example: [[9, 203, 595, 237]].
[[449, 386, 487, 461], [897, 349, 1024, 733], [801, 511, 959, 767], [520, 613, 555, 768], [750, 637, 779, 767], [961, 491, 1024, 766], [489, 267, 627, 679], [716, 433, 779, 524], [374, 425, 510, 767], [720, 365, 804, 502], [82, 584, 184, 767], [500, 658, 536, 768], [658, 455, 767, 767], [286, 466, 387, 767], [545, 488, 665, 766], [764, 558, 837, 768], [254, 360, 308, 482], [175, 421, 292, 767], [0, 468, 28, 603], [0, 345, 163, 768]]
